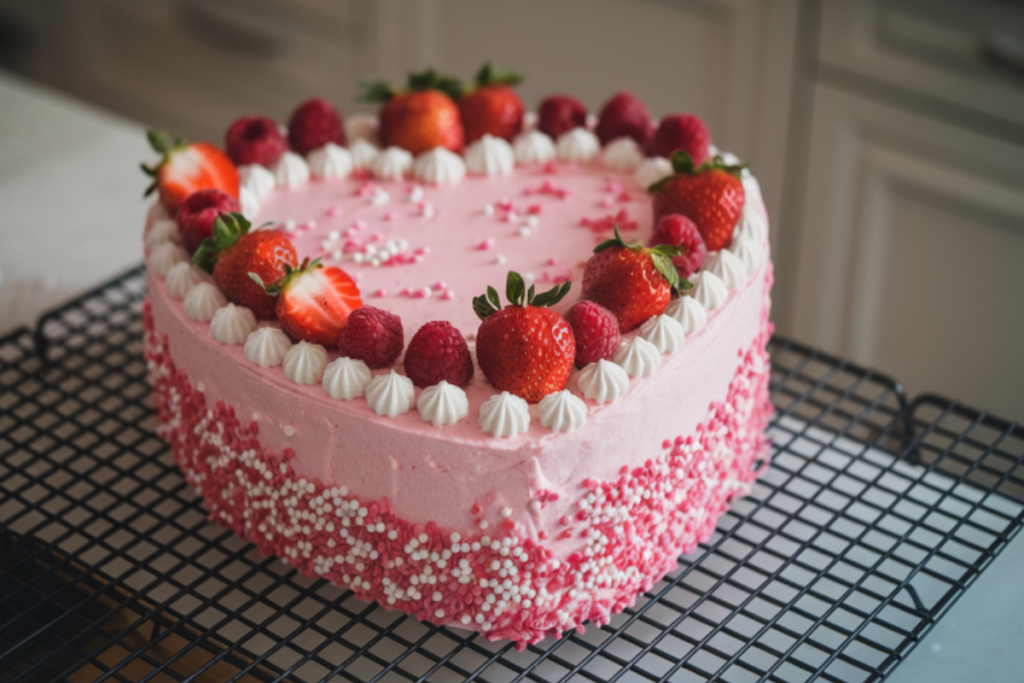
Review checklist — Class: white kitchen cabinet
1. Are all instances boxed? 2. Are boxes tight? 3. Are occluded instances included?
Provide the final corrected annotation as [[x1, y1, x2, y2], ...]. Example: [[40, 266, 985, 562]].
[[791, 84, 1024, 419]]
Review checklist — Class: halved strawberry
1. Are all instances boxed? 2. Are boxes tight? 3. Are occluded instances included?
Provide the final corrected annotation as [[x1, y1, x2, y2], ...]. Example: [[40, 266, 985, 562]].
[[193, 213, 298, 320], [581, 226, 686, 332], [251, 258, 362, 346], [141, 130, 239, 213], [473, 272, 574, 403]]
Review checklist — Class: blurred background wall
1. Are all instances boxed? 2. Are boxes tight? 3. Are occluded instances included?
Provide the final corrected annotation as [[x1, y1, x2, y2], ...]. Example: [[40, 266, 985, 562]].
[[1, 0, 1022, 419]]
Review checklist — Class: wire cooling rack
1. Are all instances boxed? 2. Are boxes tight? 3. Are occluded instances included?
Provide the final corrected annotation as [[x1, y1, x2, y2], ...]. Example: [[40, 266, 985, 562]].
[[1, 266, 1022, 683]]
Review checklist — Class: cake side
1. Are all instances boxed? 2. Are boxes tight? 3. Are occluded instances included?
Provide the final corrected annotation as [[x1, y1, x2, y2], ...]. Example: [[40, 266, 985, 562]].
[[144, 264, 772, 645]]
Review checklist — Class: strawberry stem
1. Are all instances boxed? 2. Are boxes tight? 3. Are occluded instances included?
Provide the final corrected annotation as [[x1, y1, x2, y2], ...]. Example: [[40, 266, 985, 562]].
[[473, 271, 571, 320], [474, 62, 523, 88]]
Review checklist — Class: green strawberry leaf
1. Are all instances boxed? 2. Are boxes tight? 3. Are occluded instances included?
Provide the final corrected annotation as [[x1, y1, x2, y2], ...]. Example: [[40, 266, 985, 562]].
[[407, 69, 463, 100], [651, 244, 683, 258], [506, 271, 526, 306], [593, 225, 629, 253], [358, 80, 395, 103], [677, 279, 694, 294], [487, 286, 500, 310], [146, 129, 171, 155], [473, 293, 498, 320], [530, 281, 571, 308], [670, 150, 695, 175], [475, 62, 523, 88], [649, 251, 680, 290], [193, 240, 221, 273]]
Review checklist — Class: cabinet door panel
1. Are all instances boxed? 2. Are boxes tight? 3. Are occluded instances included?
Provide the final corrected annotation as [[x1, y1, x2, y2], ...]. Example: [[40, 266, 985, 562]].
[[793, 86, 1024, 418]]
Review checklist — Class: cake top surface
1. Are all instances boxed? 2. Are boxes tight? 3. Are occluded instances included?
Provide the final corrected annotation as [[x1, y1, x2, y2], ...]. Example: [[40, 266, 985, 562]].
[[253, 164, 651, 342]]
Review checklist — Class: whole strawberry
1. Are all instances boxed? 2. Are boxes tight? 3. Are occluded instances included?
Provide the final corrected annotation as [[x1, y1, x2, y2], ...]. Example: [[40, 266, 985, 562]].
[[595, 92, 654, 146], [363, 70, 464, 155], [338, 306, 404, 368], [565, 300, 620, 368], [225, 116, 287, 167], [649, 214, 707, 278], [581, 227, 683, 333], [288, 98, 346, 155], [473, 272, 574, 403], [192, 213, 298, 320], [459, 63, 524, 143], [649, 151, 746, 252], [537, 95, 587, 140], [141, 129, 239, 213], [404, 321, 474, 387], [177, 189, 241, 254], [251, 258, 362, 346], [647, 114, 711, 165]]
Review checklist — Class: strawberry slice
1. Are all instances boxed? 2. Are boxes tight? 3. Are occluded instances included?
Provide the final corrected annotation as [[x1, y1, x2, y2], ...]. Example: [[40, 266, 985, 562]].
[[251, 258, 362, 346], [141, 129, 239, 213]]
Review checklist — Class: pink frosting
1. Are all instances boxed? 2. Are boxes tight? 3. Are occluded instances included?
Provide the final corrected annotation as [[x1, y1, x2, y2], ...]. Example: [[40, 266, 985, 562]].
[[144, 159, 774, 644]]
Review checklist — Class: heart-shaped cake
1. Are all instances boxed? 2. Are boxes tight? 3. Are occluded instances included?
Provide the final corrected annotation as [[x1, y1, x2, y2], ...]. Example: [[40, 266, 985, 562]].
[[142, 71, 773, 646]]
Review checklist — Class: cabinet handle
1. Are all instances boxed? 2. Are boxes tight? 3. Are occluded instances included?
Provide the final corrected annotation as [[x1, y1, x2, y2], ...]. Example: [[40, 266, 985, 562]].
[[177, 2, 286, 59], [980, 33, 1024, 86]]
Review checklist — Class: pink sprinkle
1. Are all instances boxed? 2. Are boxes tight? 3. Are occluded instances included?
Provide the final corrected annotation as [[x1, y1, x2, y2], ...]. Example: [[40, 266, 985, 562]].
[[617, 191, 632, 203], [542, 162, 558, 174], [476, 238, 496, 251], [412, 287, 431, 299], [307, 220, 318, 230], [600, 198, 615, 208], [552, 273, 572, 284], [384, 211, 397, 221], [414, 246, 430, 256], [527, 204, 542, 215], [442, 290, 455, 300], [357, 182, 378, 199], [498, 197, 513, 210], [326, 205, 343, 217], [547, 257, 559, 266], [606, 181, 623, 194], [538, 272, 551, 283], [432, 281, 446, 291], [373, 288, 387, 298], [399, 287, 413, 296], [343, 227, 358, 238], [503, 211, 518, 223], [342, 239, 362, 252], [371, 233, 385, 243], [351, 220, 367, 231]]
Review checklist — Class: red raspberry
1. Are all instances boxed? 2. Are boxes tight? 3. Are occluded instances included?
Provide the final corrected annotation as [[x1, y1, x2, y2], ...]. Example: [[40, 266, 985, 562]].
[[650, 214, 707, 279], [225, 116, 287, 167], [537, 95, 587, 140], [647, 114, 711, 165], [338, 306, 403, 368], [595, 92, 654, 147], [565, 300, 621, 368], [404, 321, 474, 388], [288, 98, 346, 156], [176, 189, 240, 254]]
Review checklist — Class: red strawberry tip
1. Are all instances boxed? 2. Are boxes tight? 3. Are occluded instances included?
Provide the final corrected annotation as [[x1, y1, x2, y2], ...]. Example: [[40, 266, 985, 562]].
[[473, 271, 572, 320], [593, 226, 686, 292]]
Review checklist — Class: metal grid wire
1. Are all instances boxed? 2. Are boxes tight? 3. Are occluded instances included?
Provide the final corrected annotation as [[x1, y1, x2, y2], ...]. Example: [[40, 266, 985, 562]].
[[1, 266, 1022, 683]]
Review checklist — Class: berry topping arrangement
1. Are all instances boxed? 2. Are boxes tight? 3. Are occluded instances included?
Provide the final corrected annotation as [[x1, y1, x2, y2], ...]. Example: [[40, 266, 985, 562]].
[[142, 60, 769, 437]]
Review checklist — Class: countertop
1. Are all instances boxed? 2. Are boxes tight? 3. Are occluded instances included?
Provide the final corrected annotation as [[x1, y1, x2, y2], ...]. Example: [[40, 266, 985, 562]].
[[0, 69, 1020, 681]]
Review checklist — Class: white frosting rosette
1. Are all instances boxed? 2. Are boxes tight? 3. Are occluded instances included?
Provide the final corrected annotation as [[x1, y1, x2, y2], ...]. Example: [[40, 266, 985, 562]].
[[308, 143, 354, 180], [665, 296, 708, 336], [371, 146, 414, 181], [282, 341, 328, 385], [577, 359, 629, 404], [183, 282, 227, 323], [150, 243, 189, 278], [538, 390, 587, 432], [464, 135, 515, 176], [413, 148, 466, 185], [478, 391, 530, 437], [365, 371, 416, 418], [272, 151, 310, 188], [555, 128, 600, 163], [602, 137, 645, 171], [417, 381, 469, 426], [209, 303, 257, 345], [613, 337, 661, 377], [322, 357, 372, 400], [512, 130, 556, 165], [244, 327, 293, 368]]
